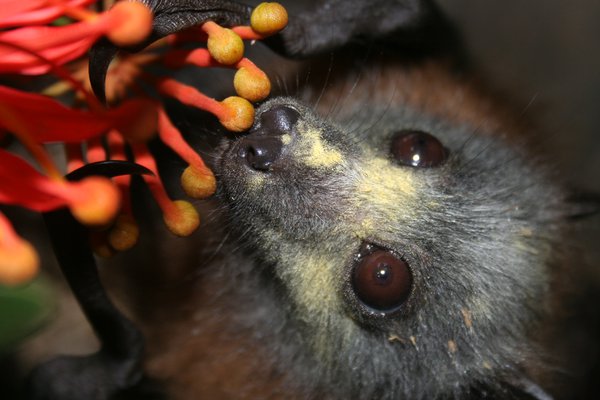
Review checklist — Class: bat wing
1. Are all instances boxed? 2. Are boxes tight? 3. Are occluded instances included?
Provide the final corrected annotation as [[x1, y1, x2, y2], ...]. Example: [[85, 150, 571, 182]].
[[264, 0, 457, 57]]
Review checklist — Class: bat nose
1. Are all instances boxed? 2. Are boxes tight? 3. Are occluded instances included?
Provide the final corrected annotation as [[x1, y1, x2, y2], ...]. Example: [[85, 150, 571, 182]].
[[238, 105, 299, 171], [240, 136, 283, 171]]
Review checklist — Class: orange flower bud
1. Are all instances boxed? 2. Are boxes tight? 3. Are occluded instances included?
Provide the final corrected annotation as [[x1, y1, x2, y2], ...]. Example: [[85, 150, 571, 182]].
[[163, 200, 200, 237], [106, 1, 153, 47], [234, 66, 271, 102], [181, 166, 217, 199], [90, 232, 116, 258], [205, 23, 244, 65], [250, 3, 288, 36], [0, 238, 39, 286], [68, 176, 121, 226], [107, 214, 139, 251], [219, 96, 254, 132]]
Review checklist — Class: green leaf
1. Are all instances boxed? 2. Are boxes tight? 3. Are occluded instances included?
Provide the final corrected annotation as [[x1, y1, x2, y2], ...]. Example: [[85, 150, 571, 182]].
[[0, 276, 56, 353]]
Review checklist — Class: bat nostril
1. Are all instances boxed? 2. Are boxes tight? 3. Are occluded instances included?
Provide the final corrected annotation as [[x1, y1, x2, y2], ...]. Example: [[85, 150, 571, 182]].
[[258, 105, 300, 135], [236, 104, 299, 172], [241, 136, 283, 171]]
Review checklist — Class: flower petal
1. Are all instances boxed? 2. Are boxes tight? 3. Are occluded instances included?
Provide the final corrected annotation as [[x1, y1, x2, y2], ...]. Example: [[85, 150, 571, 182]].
[[0, 0, 95, 29], [0, 2, 148, 75], [0, 150, 69, 212], [0, 150, 121, 225], [0, 0, 51, 21], [0, 22, 102, 73], [0, 86, 158, 143], [0, 36, 95, 75]]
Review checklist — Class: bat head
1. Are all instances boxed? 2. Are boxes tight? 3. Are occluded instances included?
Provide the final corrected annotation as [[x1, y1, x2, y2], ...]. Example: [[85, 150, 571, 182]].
[[216, 80, 569, 397]]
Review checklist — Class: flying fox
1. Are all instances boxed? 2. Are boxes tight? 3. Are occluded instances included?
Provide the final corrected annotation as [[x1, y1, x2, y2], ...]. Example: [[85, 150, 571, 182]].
[[24, 1, 599, 399]]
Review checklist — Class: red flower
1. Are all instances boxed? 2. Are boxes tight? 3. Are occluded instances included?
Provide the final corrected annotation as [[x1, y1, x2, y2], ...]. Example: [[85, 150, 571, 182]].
[[0, 86, 158, 142], [0, 149, 120, 221], [0, 1, 94, 29], [0, 1, 152, 74], [0, 0, 288, 285]]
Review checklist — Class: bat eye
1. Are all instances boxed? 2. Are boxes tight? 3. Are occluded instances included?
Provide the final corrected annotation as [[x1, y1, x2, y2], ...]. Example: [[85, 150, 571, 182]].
[[352, 249, 412, 312], [391, 130, 447, 167]]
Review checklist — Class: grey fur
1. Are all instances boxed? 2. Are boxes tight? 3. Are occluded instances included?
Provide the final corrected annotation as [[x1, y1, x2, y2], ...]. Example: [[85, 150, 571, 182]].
[[213, 79, 569, 398]]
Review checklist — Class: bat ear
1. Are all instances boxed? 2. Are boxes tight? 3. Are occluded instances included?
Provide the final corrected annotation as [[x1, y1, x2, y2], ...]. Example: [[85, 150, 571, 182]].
[[264, 0, 461, 58], [566, 190, 600, 220]]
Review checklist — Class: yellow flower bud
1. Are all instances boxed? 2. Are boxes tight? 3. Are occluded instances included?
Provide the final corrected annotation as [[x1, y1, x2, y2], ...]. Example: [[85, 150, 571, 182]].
[[108, 214, 139, 251], [207, 25, 244, 65], [251, 3, 288, 36], [163, 200, 200, 237], [181, 166, 217, 199], [219, 96, 255, 132], [234, 67, 271, 102]]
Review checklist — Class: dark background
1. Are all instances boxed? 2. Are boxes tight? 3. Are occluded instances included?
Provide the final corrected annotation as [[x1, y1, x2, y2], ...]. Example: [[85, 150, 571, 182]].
[[439, 0, 600, 192]]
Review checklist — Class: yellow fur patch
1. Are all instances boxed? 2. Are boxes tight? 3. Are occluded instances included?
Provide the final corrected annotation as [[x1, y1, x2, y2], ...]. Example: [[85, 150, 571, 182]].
[[246, 172, 266, 189], [294, 123, 343, 168], [350, 156, 419, 237], [280, 133, 293, 145]]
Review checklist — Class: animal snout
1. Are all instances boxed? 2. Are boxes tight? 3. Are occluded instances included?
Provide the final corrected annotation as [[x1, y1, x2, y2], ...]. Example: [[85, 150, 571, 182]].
[[239, 136, 283, 171], [237, 105, 299, 171]]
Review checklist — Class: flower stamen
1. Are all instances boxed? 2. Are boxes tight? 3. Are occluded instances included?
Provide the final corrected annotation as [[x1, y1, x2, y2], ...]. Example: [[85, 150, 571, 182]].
[[0, 1, 290, 272], [157, 107, 215, 199], [132, 144, 200, 237], [202, 21, 244, 66], [158, 78, 254, 132]]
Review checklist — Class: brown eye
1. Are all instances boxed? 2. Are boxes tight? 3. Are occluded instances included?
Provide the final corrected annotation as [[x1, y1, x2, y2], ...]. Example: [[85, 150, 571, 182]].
[[352, 250, 412, 312], [391, 130, 447, 167]]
